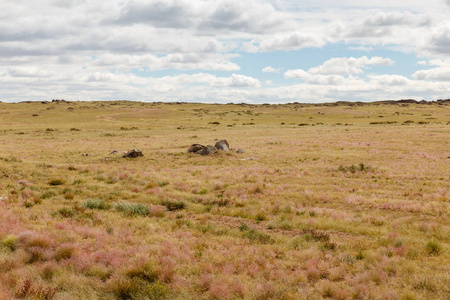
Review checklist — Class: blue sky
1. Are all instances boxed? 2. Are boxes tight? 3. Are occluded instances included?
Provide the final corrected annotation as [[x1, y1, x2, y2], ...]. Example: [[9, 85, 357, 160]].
[[0, 0, 449, 103]]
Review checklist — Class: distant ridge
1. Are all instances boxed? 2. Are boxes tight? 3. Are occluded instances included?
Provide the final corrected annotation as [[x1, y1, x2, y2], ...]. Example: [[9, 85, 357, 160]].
[[12, 98, 450, 105]]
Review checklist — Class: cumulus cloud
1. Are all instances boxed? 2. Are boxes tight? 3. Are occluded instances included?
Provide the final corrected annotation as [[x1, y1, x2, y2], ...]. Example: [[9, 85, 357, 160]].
[[285, 56, 394, 79], [362, 11, 429, 27], [0, 0, 450, 103], [348, 46, 373, 52], [262, 66, 280, 73], [115, 0, 200, 28], [92, 53, 240, 71], [368, 74, 410, 86], [331, 11, 432, 46], [222, 74, 261, 87], [422, 21, 450, 56], [413, 66, 450, 81], [243, 32, 326, 52], [115, 0, 290, 34]]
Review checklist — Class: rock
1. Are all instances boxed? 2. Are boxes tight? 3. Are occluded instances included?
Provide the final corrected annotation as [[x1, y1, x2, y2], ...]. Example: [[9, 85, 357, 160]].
[[214, 139, 230, 151], [123, 149, 143, 158], [81, 153, 89, 156], [110, 150, 118, 155], [188, 144, 205, 153], [199, 145, 217, 156], [240, 157, 255, 161], [236, 149, 245, 154]]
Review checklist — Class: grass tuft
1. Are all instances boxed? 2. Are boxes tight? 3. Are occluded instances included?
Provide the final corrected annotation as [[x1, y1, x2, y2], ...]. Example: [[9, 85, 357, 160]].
[[114, 201, 150, 216], [82, 199, 110, 210], [160, 199, 186, 211], [48, 179, 65, 186]]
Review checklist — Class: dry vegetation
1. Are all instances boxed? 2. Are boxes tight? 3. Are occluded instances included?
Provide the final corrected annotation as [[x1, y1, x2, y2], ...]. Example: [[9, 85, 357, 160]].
[[0, 100, 449, 300]]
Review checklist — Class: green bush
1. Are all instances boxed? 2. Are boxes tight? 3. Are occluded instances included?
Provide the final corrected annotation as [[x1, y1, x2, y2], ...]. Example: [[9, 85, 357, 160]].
[[425, 239, 442, 256], [338, 163, 372, 173], [160, 199, 186, 211], [49, 179, 65, 186], [114, 202, 149, 216], [111, 277, 168, 300], [82, 199, 110, 210], [243, 229, 274, 244], [41, 190, 57, 199], [58, 207, 75, 218], [2, 234, 19, 251]]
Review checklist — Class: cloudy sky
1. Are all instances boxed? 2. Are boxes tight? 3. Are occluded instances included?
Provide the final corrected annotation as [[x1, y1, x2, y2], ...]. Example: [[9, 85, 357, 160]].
[[1, 0, 450, 103]]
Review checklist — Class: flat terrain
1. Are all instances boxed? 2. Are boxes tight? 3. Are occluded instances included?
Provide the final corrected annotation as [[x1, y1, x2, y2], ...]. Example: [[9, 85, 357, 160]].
[[0, 100, 449, 300]]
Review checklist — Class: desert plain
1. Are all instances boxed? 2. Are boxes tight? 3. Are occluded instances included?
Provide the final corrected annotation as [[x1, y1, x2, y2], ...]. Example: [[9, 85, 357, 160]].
[[0, 100, 449, 299]]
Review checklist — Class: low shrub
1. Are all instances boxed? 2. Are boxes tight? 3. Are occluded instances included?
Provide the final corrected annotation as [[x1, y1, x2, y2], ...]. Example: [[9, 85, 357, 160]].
[[40, 190, 57, 199], [14, 279, 58, 300], [425, 239, 442, 256], [114, 201, 149, 216], [82, 199, 110, 210], [338, 163, 372, 173], [54, 244, 75, 261], [110, 277, 168, 300], [160, 199, 186, 211], [242, 230, 274, 244], [2, 234, 19, 251], [58, 207, 75, 218], [48, 179, 64, 186]]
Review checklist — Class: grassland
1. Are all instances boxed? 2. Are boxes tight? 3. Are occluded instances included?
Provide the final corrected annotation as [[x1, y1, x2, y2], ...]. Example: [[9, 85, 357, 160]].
[[0, 100, 449, 300]]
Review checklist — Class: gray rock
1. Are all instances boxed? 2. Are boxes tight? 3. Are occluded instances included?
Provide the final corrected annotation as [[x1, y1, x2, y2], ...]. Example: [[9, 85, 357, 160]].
[[236, 149, 245, 154], [188, 144, 205, 153], [199, 145, 217, 156], [123, 149, 143, 158], [214, 139, 230, 151]]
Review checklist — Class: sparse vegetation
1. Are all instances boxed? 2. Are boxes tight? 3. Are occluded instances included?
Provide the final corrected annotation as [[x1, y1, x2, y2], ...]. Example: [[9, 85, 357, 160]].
[[160, 199, 186, 211], [0, 100, 448, 299], [48, 179, 64, 186], [82, 198, 110, 210], [113, 201, 150, 216]]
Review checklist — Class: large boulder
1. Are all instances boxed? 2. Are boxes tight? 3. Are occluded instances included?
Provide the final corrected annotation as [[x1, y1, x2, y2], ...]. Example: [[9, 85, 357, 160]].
[[199, 145, 217, 156], [214, 139, 230, 151], [188, 144, 205, 154], [123, 149, 143, 158]]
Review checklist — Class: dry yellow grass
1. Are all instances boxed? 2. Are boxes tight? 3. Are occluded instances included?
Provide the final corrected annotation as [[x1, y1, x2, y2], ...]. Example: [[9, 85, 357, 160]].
[[0, 100, 449, 299]]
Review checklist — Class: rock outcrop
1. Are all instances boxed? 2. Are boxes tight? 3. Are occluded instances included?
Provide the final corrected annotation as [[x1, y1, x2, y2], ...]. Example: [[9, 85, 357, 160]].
[[187, 144, 217, 155], [199, 145, 217, 155], [123, 149, 143, 158], [214, 140, 230, 151], [187, 144, 205, 154]]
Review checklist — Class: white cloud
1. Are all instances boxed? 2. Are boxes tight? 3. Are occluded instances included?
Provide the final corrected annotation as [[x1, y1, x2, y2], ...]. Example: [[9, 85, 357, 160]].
[[369, 74, 410, 86], [243, 32, 326, 52], [1, 0, 450, 103], [115, 0, 290, 34], [362, 11, 429, 27], [422, 21, 450, 56], [413, 66, 450, 81], [224, 74, 261, 87], [285, 56, 394, 78], [262, 66, 280, 73], [348, 46, 373, 52], [92, 53, 240, 71]]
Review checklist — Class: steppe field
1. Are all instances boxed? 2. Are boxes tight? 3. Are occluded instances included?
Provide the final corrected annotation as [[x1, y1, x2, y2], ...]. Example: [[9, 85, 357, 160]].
[[0, 100, 449, 300]]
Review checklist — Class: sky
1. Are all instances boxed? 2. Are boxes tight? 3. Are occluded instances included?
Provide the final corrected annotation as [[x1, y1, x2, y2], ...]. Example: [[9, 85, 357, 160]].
[[1, 0, 450, 103]]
